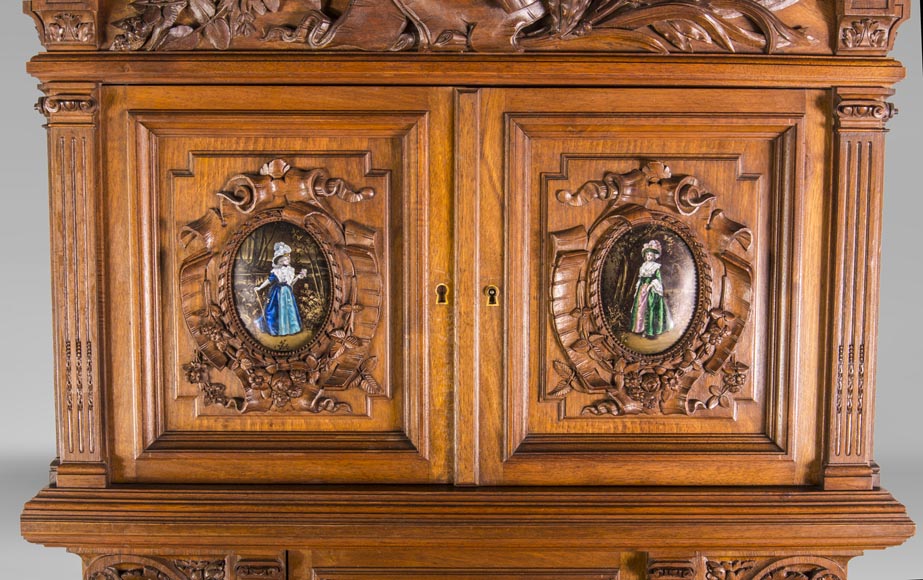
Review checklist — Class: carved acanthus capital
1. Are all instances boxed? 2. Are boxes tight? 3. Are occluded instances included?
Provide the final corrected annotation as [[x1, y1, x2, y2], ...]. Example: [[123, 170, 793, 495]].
[[25, 1, 99, 50], [835, 0, 908, 54]]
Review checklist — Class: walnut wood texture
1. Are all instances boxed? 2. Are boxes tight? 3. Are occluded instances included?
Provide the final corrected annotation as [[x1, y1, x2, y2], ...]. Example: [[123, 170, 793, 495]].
[[36, 81, 108, 488], [470, 87, 825, 486], [20, 0, 911, 55], [21, 487, 912, 578], [98, 85, 453, 484], [19, 0, 916, 576], [823, 87, 896, 491]]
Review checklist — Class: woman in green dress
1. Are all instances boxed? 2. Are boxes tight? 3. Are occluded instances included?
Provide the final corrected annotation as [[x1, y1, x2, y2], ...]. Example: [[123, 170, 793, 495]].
[[630, 239, 674, 338]]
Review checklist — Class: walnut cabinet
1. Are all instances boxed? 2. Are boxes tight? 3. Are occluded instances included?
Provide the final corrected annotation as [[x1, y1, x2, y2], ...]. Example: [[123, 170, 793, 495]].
[[20, 0, 915, 578]]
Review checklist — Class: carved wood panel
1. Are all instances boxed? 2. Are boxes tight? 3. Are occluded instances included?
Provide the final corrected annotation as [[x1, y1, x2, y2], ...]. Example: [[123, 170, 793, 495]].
[[101, 85, 453, 483], [22, 0, 912, 55], [472, 87, 826, 486]]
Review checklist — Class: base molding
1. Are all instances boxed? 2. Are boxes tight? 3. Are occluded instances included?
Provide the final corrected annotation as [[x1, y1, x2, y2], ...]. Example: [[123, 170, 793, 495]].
[[22, 485, 913, 579]]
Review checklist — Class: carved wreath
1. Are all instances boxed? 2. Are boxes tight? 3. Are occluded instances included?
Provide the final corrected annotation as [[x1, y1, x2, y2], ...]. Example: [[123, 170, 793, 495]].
[[179, 159, 383, 414], [548, 161, 752, 416]]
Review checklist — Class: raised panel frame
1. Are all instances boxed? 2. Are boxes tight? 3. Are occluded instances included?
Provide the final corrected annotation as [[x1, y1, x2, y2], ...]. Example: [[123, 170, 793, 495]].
[[472, 87, 828, 486], [101, 85, 454, 484]]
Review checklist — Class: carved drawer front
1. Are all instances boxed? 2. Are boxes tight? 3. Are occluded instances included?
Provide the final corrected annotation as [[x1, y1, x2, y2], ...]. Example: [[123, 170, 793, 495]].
[[470, 87, 827, 485], [102, 86, 453, 483]]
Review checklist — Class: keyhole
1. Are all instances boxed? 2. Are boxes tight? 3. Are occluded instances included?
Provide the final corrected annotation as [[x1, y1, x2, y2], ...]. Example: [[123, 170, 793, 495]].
[[436, 283, 449, 305], [484, 285, 499, 306]]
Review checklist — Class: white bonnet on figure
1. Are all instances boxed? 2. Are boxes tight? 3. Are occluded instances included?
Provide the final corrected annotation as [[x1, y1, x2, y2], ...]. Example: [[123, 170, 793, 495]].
[[641, 239, 662, 259], [272, 242, 293, 265]]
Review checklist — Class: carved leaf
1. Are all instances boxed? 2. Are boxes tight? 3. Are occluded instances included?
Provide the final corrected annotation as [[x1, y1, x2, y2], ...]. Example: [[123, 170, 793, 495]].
[[188, 0, 217, 24], [553, 359, 575, 380], [203, 17, 232, 49], [548, 381, 574, 398]]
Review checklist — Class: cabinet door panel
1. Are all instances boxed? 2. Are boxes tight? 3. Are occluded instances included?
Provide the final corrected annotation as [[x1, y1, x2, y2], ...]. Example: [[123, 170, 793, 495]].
[[474, 88, 827, 485], [103, 86, 453, 483]]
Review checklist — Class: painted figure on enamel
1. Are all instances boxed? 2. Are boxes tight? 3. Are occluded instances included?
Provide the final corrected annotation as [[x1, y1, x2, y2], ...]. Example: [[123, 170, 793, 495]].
[[232, 220, 332, 352], [630, 239, 674, 339], [600, 223, 697, 356], [255, 242, 309, 337]]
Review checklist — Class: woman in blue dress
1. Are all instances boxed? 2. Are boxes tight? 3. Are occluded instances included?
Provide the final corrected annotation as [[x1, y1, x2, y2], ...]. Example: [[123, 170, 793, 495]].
[[255, 242, 308, 336]]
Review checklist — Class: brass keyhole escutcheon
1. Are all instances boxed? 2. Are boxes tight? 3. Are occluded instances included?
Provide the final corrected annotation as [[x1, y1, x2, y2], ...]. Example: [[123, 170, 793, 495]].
[[484, 285, 500, 306], [436, 283, 449, 305]]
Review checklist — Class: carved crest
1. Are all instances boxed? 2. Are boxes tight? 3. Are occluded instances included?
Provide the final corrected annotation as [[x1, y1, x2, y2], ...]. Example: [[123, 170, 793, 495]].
[[548, 161, 752, 416], [179, 159, 383, 414]]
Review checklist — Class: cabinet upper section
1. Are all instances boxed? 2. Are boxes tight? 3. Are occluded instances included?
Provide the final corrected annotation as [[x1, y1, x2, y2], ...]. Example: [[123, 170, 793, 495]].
[[25, 0, 909, 56]]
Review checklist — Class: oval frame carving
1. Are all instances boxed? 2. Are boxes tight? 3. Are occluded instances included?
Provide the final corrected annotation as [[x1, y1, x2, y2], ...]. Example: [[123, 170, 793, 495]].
[[548, 160, 753, 416], [587, 208, 713, 364], [218, 211, 342, 358], [178, 159, 384, 414]]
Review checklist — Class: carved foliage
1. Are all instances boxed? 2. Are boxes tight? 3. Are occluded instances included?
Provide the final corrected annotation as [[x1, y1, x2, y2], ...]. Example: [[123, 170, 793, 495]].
[[521, 0, 813, 54], [107, 0, 813, 53], [110, 0, 283, 51], [28, 8, 97, 48], [548, 161, 752, 417], [750, 557, 845, 580], [47, 12, 96, 43], [179, 159, 383, 414], [86, 556, 230, 580], [705, 560, 757, 580]]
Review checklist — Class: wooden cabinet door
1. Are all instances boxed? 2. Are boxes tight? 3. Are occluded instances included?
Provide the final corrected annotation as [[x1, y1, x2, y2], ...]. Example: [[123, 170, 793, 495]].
[[467, 88, 828, 486], [102, 86, 453, 483]]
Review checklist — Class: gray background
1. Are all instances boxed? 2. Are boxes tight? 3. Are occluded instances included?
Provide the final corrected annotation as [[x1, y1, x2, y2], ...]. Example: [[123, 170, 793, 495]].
[[0, 3, 920, 577]]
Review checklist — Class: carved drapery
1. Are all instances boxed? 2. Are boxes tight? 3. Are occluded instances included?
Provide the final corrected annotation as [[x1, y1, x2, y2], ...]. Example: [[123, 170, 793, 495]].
[[36, 82, 107, 488], [823, 88, 896, 490], [547, 161, 752, 417], [179, 159, 384, 415]]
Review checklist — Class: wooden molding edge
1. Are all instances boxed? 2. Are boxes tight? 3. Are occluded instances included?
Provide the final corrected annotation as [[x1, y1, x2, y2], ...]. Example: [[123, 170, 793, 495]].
[[22, 486, 915, 552]]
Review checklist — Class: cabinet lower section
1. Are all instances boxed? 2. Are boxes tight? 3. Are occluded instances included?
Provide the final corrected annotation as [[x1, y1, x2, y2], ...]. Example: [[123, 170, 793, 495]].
[[22, 486, 914, 580]]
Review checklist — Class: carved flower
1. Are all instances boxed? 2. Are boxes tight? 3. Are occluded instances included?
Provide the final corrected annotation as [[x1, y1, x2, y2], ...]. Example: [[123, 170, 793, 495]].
[[200, 323, 231, 351], [183, 360, 208, 384], [722, 360, 750, 393], [290, 369, 308, 386], [703, 312, 733, 346], [660, 369, 681, 394], [270, 374, 303, 408], [626, 371, 662, 409], [247, 370, 270, 393]]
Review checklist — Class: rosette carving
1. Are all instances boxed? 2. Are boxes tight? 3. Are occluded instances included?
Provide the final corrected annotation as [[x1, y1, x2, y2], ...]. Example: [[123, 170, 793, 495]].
[[548, 161, 752, 416], [179, 159, 383, 414]]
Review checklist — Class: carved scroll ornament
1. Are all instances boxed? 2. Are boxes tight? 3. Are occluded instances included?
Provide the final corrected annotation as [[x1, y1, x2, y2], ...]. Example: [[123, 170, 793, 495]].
[[179, 159, 384, 414], [108, 0, 813, 53], [548, 161, 752, 417]]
